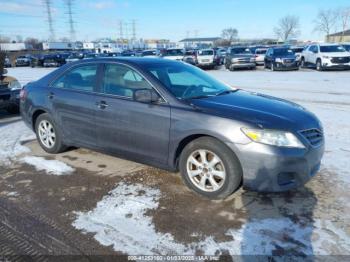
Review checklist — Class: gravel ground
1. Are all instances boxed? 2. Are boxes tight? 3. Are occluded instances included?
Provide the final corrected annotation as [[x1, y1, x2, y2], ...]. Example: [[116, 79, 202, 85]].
[[0, 66, 349, 259]]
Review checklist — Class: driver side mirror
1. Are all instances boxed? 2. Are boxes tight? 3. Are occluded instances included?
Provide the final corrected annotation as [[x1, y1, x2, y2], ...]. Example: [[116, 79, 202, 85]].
[[133, 89, 161, 103]]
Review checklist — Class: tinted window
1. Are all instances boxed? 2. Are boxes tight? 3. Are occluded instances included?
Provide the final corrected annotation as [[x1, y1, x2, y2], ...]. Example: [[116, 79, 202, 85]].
[[198, 50, 214, 56], [102, 64, 153, 98], [273, 48, 293, 56], [255, 49, 267, 54], [230, 48, 252, 54], [320, 45, 346, 53], [53, 65, 98, 92], [165, 49, 184, 56]]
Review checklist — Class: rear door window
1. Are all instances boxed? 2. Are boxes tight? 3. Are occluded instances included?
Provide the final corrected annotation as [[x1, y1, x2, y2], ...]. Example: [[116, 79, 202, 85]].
[[102, 64, 153, 98], [53, 64, 98, 92]]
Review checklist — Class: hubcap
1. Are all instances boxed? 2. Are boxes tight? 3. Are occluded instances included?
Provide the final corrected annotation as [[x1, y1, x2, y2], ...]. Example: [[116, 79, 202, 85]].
[[38, 120, 56, 149], [186, 150, 226, 192]]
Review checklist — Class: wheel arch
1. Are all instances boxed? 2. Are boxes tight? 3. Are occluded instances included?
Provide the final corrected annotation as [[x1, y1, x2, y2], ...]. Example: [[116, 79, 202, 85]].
[[173, 133, 240, 170], [32, 109, 47, 130]]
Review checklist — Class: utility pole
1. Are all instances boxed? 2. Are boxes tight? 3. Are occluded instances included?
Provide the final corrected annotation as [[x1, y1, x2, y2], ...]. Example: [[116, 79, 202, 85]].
[[131, 19, 137, 40], [43, 0, 55, 41], [118, 20, 124, 40], [65, 0, 76, 42]]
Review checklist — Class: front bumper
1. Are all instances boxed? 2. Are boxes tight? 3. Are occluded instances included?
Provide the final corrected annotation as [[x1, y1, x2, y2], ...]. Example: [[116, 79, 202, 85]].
[[322, 61, 350, 70], [227, 141, 324, 192], [231, 62, 256, 69], [274, 62, 299, 70]]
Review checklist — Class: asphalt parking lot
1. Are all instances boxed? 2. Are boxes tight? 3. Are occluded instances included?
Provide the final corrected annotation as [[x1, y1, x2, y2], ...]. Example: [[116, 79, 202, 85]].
[[0, 66, 349, 258]]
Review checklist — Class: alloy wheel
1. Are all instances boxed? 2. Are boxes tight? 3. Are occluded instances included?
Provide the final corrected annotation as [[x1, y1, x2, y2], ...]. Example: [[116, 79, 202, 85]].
[[38, 120, 56, 149], [186, 149, 226, 192]]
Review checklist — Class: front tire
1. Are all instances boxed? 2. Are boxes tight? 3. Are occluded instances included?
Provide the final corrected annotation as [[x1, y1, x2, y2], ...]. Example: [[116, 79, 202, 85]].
[[35, 113, 67, 154], [316, 59, 323, 71], [179, 137, 242, 199]]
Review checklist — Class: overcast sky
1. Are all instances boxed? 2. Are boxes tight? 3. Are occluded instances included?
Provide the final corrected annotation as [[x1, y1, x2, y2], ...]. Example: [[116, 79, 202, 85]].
[[0, 0, 348, 42]]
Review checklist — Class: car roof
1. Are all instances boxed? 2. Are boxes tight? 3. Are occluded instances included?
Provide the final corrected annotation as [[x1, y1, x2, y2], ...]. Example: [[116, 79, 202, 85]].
[[69, 57, 182, 68]]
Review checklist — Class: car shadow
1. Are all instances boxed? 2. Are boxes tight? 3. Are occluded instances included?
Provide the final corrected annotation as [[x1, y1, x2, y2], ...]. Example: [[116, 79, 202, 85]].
[[240, 185, 317, 259]]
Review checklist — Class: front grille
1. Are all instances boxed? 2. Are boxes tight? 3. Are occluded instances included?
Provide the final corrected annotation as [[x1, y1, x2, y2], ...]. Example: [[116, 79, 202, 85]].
[[283, 59, 295, 63], [331, 57, 350, 64], [300, 129, 323, 147]]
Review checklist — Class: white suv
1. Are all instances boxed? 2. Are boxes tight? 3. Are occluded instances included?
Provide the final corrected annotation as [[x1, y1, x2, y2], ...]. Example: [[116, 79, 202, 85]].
[[301, 43, 350, 71], [197, 49, 216, 69]]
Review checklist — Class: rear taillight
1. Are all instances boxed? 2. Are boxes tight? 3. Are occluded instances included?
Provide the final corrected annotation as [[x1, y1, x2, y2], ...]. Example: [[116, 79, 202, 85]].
[[20, 89, 27, 101]]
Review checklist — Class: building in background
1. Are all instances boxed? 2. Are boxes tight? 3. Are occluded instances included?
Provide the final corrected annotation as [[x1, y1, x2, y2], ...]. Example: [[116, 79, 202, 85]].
[[179, 37, 221, 49], [0, 43, 33, 52], [327, 30, 350, 43]]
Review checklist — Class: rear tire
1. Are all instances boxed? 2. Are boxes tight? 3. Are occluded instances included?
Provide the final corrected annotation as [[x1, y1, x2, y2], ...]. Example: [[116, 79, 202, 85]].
[[300, 57, 306, 68], [35, 113, 67, 154], [179, 137, 242, 199]]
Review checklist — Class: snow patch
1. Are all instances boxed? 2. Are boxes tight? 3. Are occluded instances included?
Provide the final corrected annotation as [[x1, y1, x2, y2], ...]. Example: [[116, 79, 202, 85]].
[[21, 156, 74, 175], [0, 121, 35, 165], [73, 182, 348, 256]]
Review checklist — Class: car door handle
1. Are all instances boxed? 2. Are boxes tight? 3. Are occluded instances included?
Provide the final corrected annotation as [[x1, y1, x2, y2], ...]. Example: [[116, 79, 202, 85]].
[[48, 92, 54, 99], [96, 101, 108, 109]]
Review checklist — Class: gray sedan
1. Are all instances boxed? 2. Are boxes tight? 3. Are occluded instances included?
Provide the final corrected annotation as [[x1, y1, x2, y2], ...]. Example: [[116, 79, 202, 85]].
[[20, 58, 324, 199]]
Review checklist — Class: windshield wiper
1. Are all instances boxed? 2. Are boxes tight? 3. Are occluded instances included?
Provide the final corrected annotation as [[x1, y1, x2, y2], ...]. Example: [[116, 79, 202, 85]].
[[183, 95, 215, 100], [216, 89, 240, 96]]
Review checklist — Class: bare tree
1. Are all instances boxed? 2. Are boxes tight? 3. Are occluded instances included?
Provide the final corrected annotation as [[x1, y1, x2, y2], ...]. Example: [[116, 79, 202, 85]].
[[25, 37, 42, 50], [314, 9, 337, 39], [274, 15, 300, 41], [338, 7, 350, 41], [221, 28, 239, 43]]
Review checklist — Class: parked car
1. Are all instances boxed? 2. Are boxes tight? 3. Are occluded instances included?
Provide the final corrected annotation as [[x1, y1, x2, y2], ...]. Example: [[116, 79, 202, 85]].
[[15, 55, 32, 67], [20, 58, 324, 199], [254, 48, 268, 66], [183, 50, 198, 65], [341, 43, 350, 52], [66, 53, 84, 63], [141, 50, 159, 58], [4, 57, 11, 68], [0, 69, 21, 114], [300, 43, 350, 71], [264, 47, 299, 71], [83, 53, 99, 59], [162, 48, 184, 61], [290, 46, 305, 64], [225, 47, 256, 70], [214, 48, 226, 65], [196, 49, 216, 69], [42, 53, 68, 67], [121, 50, 136, 57]]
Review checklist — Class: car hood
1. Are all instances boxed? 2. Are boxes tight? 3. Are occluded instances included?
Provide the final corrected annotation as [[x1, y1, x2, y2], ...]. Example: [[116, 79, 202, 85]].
[[321, 52, 350, 57], [189, 90, 321, 131], [275, 55, 296, 59]]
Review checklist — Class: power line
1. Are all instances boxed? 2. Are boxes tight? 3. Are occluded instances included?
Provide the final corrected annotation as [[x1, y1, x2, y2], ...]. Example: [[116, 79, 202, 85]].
[[43, 0, 55, 41], [65, 0, 76, 41]]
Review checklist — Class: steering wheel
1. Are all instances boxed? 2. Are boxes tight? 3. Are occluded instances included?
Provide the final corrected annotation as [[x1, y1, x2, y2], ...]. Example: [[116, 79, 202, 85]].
[[182, 85, 204, 99]]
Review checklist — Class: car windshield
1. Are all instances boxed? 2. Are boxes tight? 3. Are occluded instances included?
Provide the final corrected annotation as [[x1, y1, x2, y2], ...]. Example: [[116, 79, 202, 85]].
[[231, 48, 251, 54], [145, 62, 234, 99], [165, 49, 184, 56], [320, 45, 346, 52], [198, 50, 214, 56], [291, 48, 304, 53], [274, 49, 293, 56], [255, 49, 267, 54]]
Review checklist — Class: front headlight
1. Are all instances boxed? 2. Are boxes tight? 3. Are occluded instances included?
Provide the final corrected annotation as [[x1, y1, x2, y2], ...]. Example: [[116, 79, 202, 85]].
[[241, 128, 305, 148], [9, 80, 22, 91]]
